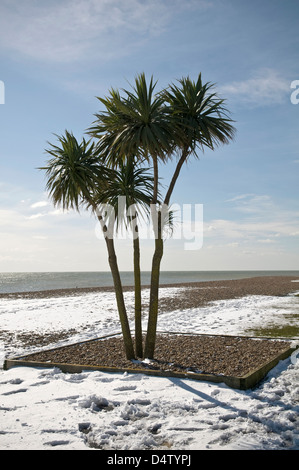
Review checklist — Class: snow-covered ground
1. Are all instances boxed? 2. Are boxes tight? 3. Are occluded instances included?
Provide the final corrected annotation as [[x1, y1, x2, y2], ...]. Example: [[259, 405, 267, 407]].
[[0, 286, 299, 450]]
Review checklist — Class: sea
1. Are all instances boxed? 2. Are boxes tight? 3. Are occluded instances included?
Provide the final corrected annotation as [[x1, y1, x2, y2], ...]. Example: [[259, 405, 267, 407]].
[[0, 271, 299, 294]]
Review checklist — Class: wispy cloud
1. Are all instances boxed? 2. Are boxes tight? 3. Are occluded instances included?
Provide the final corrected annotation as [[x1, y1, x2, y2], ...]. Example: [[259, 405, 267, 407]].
[[30, 201, 49, 209], [224, 194, 255, 203], [0, 0, 208, 64], [0, 200, 100, 270], [203, 193, 299, 248], [226, 194, 274, 214], [220, 68, 290, 107], [204, 217, 299, 243], [26, 208, 66, 220]]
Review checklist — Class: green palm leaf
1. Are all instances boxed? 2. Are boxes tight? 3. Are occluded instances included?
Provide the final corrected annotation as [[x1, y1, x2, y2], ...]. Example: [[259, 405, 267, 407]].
[[39, 130, 108, 211], [164, 74, 235, 158], [94, 157, 155, 233], [88, 73, 174, 165]]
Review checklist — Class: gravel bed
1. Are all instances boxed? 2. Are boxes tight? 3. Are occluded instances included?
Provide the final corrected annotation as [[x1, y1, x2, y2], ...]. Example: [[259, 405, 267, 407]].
[[21, 333, 291, 378]]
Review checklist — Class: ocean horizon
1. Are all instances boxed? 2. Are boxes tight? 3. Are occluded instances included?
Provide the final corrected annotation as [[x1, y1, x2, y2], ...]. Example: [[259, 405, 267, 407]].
[[1, 270, 299, 294]]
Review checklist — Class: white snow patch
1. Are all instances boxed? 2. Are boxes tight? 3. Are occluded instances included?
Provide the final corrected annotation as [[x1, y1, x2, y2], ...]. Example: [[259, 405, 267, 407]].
[[0, 287, 299, 450]]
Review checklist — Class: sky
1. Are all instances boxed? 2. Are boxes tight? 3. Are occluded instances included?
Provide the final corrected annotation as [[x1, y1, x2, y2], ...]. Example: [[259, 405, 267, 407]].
[[0, 0, 298, 273]]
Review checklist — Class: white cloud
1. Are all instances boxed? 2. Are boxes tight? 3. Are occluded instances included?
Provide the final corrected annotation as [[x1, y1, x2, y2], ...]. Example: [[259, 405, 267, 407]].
[[0, 203, 106, 271], [201, 193, 299, 249], [207, 215, 299, 241], [1, 189, 298, 271], [30, 201, 49, 209], [225, 194, 255, 203], [0, 0, 205, 63], [228, 194, 273, 214], [26, 207, 68, 219], [220, 68, 290, 106], [26, 213, 46, 220]]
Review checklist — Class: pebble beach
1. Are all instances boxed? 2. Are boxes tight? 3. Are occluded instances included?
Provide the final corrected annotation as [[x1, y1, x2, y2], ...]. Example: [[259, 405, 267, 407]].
[[1, 275, 299, 450]]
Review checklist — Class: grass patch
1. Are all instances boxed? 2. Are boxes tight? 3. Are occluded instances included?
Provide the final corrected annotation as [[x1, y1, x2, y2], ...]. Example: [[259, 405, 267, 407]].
[[246, 324, 299, 338], [283, 313, 299, 320]]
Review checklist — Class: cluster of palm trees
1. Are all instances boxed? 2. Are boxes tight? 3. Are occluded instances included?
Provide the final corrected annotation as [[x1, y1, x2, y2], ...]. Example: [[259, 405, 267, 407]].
[[40, 73, 235, 361]]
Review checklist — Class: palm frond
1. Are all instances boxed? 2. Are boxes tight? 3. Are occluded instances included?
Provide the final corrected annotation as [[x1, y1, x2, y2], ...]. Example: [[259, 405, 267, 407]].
[[163, 74, 236, 158], [94, 158, 155, 233], [39, 131, 108, 211], [87, 73, 174, 165]]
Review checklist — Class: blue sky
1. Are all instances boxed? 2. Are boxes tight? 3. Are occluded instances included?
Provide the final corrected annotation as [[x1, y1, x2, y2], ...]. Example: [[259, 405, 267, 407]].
[[0, 0, 298, 272]]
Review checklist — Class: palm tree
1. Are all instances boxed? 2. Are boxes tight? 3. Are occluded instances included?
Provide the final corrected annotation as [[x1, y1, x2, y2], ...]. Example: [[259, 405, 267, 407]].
[[88, 74, 175, 359], [88, 74, 174, 195], [94, 157, 155, 358], [144, 75, 235, 357], [88, 73, 235, 359], [39, 130, 136, 359], [42, 73, 235, 362]]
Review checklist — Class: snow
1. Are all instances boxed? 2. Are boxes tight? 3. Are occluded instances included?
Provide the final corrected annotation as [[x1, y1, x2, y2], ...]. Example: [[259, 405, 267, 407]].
[[0, 286, 299, 450]]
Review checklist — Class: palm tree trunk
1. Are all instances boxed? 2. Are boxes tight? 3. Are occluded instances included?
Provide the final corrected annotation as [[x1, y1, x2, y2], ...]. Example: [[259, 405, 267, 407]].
[[144, 209, 163, 359], [164, 148, 189, 206], [105, 236, 135, 360], [152, 153, 159, 204], [144, 149, 189, 359], [133, 229, 143, 358], [97, 214, 135, 360], [144, 154, 161, 358]]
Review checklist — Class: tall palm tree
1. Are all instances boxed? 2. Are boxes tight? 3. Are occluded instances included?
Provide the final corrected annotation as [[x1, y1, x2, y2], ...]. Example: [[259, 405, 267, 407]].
[[143, 75, 236, 358], [94, 157, 155, 358], [88, 73, 235, 359], [39, 131, 136, 359], [47, 73, 235, 361], [88, 73, 174, 196], [88, 74, 175, 359]]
